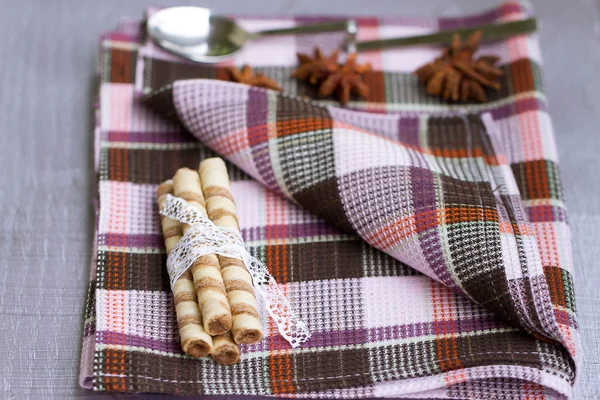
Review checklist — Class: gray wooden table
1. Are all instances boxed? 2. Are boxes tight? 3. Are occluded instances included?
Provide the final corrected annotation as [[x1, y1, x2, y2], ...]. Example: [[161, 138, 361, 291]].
[[0, 0, 598, 398]]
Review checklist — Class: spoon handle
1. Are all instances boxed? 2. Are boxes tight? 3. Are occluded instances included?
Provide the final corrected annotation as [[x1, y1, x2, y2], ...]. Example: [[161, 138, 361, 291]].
[[355, 18, 537, 52], [249, 20, 351, 39]]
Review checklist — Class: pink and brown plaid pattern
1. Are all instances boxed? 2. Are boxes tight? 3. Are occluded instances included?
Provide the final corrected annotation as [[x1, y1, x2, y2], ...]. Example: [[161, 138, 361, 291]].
[[81, 2, 579, 398]]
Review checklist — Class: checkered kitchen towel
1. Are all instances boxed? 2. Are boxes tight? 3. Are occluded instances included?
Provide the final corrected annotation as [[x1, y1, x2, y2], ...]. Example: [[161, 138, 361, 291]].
[[80, 2, 580, 398]]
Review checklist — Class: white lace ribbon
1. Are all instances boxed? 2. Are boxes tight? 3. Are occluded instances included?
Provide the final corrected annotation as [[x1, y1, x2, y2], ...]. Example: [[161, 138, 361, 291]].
[[160, 194, 311, 348]]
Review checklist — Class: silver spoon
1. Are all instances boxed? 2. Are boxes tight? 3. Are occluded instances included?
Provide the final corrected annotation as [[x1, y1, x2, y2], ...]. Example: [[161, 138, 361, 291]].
[[149, 8, 537, 64], [147, 6, 353, 63]]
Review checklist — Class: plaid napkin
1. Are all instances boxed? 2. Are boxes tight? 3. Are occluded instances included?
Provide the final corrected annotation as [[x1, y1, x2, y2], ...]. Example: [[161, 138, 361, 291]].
[[80, 2, 580, 398]]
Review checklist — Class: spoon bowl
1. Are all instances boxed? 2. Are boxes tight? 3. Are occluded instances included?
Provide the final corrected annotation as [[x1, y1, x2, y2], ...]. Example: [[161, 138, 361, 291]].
[[147, 7, 249, 62]]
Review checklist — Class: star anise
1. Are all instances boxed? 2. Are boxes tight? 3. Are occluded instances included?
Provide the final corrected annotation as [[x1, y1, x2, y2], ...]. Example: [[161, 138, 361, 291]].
[[226, 65, 282, 92], [414, 31, 504, 103], [291, 48, 372, 105], [319, 53, 372, 105], [290, 47, 340, 85]]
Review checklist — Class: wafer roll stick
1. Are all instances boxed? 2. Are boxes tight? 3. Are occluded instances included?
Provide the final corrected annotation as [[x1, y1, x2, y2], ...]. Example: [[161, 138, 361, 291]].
[[211, 331, 241, 365], [199, 158, 264, 345], [172, 168, 233, 336], [157, 181, 213, 357]]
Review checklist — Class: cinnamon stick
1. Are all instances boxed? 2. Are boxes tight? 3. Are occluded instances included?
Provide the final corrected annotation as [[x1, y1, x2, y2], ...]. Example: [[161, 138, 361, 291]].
[[172, 168, 233, 336], [199, 158, 264, 345], [156, 180, 213, 357]]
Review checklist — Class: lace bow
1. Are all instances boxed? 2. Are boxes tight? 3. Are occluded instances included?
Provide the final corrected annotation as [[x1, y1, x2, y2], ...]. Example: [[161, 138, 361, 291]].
[[160, 194, 311, 348]]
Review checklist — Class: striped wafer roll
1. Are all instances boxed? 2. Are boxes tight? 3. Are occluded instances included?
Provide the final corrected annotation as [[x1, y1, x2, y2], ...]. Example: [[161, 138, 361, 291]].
[[199, 158, 264, 345], [211, 331, 241, 365], [172, 168, 233, 336], [157, 180, 213, 357]]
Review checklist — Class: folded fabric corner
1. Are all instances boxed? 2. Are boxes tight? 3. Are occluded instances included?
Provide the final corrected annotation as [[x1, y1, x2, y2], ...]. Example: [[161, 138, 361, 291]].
[[143, 78, 579, 366]]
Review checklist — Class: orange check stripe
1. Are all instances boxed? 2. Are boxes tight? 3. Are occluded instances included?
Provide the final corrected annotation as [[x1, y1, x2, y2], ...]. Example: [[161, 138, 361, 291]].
[[275, 118, 332, 137], [431, 282, 464, 373], [367, 207, 499, 249], [266, 192, 295, 395], [104, 348, 127, 391]]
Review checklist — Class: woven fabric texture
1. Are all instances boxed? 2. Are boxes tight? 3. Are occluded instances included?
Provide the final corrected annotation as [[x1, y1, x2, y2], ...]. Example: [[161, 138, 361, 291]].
[[80, 2, 579, 398]]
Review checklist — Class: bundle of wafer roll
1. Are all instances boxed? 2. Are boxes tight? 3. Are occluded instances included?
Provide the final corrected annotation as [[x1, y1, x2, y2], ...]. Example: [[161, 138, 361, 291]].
[[156, 158, 263, 365]]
